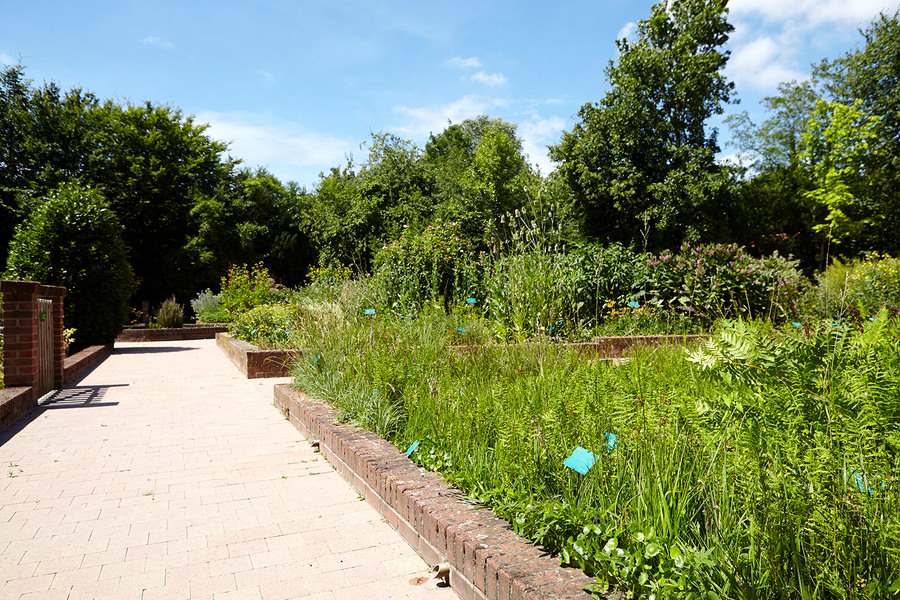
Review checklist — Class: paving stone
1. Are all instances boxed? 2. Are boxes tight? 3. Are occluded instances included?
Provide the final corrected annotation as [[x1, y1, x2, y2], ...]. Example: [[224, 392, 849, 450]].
[[0, 339, 459, 600]]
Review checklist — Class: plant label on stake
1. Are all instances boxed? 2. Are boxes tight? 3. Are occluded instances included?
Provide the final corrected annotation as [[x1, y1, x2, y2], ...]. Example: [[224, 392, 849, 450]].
[[466, 298, 477, 305], [604, 432, 618, 450], [405, 441, 420, 457], [364, 308, 376, 316], [564, 446, 598, 475]]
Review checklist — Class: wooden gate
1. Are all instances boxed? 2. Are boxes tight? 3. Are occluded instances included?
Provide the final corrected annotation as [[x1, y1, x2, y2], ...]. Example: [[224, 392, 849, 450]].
[[37, 297, 54, 396]]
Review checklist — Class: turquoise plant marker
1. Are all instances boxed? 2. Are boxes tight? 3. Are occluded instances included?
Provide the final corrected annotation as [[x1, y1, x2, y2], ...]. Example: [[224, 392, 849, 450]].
[[629, 301, 640, 308], [604, 432, 618, 450], [792, 322, 801, 327], [364, 308, 376, 315], [563, 446, 597, 475], [466, 298, 477, 305], [405, 440, 420, 456], [457, 326, 466, 333]]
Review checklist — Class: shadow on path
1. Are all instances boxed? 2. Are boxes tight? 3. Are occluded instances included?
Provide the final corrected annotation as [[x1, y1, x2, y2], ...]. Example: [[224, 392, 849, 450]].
[[112, 345, 194, 355], [40, 384, 128, 409]]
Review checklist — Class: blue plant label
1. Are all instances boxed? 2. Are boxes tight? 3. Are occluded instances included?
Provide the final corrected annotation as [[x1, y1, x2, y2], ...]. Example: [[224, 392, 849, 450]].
[[250, 329, 259, 335], [457, 326, 466, 332], [405, 440, 420, 456], [604, 432, 618, 450], [364, 308, 376, 315], [314, 354, 322, 364], [564, 446, 597, 475], [629, 301, 640, 308], [466, 298, 477, 305], [869, 317, 876, 321], [792, 322, 801, 327]]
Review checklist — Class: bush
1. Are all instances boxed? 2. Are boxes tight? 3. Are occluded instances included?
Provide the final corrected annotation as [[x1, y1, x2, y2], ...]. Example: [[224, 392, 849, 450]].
[[190, 289, 230, 323], [812, 253, 900, 319], [646, 243, 804, 321], [6, 183, 135, 350], [156, 297, 184, 328], [220, 263, 278, 315], [229, 303, 301, 349]]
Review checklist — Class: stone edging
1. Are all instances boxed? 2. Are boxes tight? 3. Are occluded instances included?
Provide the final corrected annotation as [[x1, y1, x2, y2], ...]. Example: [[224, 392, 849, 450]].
[[274, 384, 613, 600], [116, 324, 228, 342], [216, 333, 298, 378]]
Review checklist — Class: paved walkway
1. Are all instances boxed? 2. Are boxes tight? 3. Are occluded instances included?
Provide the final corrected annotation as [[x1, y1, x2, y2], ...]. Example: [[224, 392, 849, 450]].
[[0, 339, 457, 600]]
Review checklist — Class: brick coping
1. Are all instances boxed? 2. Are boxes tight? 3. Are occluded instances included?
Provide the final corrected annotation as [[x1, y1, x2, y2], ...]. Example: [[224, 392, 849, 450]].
[[274, 384, 617, 600]]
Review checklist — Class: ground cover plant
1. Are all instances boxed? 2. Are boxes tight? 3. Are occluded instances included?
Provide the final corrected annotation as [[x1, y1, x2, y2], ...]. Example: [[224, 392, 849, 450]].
[[287, 280, 899, 598]]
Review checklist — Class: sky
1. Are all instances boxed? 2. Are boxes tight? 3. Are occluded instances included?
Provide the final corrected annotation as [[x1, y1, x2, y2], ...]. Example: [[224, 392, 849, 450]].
[[2, 0, 898, 188]]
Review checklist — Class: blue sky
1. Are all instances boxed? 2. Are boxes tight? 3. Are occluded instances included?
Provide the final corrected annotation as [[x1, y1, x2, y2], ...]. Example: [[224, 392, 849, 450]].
[[2, 0, 898, 188]]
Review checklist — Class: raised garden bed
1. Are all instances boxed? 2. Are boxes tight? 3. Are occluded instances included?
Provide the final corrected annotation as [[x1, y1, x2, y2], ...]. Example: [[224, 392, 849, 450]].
[[116, 323, 228, 342], [216, 332, 299, 378], [274, 384, 601, 600]]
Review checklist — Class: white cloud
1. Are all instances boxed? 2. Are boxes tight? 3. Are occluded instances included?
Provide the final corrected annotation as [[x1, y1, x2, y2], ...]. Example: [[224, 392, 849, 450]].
[[140, 36, 174, 50], [445, 56, 481, 69], [727, 35, 807, 90], [616, 22, 637, 41], [0, 52, 15, 65], [729, 0, 894, 25], [196, 111, 353, 183], [519, 116, 566, 175], [471, 71, 506, 86], [259, 70, 276, 83], [392, 95, 509, 140]]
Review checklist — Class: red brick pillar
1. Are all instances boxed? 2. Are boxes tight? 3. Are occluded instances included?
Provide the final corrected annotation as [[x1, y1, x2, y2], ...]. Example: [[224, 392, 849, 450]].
[[40, 285, 67, 389], [1, 280, 41, 392]]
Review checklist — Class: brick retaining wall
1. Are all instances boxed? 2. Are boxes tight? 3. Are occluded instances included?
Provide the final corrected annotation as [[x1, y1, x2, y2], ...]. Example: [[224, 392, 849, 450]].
[[216, 333, 298, 378], [274, 385, 615, 600], [116, 325, 228, 342]]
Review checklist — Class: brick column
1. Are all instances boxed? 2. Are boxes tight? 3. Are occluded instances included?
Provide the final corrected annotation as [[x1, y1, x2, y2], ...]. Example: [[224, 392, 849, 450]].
[[40, 285, 67, 389], [1, 280, 42, 392]]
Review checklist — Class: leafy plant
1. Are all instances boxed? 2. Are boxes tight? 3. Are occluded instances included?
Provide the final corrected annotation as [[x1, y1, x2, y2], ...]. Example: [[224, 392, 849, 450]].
[[5, 182, 135, 350], [229, 303, 301, 349], [220, 262, 278, 315], [155, 297, 184, 328], [190, 289, 230, 323]]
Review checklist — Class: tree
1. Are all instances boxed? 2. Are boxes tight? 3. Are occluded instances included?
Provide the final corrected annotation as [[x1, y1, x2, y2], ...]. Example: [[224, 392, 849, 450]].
[[6, 183, 135, 350], [801, 100, 884, 263], [550, 0, 735, 250], [815, 11, 900, 254]]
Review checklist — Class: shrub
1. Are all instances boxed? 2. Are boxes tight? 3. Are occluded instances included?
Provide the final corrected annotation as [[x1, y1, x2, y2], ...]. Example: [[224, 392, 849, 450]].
[[812, 253, 900, 319], [156, 297, 184, 328], [646, 243, 804, 321], [229, 303, 301, 349], [190, 289, 230, 323], [6, 183, 135, 350], [371, 220, 476, 315], [220, 263, 278, 315]]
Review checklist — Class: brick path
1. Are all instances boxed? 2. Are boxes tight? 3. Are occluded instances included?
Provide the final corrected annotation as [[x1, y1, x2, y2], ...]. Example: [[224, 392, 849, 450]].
[[0, 339, 458, 600]]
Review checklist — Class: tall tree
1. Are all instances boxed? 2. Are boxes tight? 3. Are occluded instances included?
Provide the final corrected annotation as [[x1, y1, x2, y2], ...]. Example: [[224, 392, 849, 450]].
[[815, 10, 900, 254], [550, 0, 735, 250]]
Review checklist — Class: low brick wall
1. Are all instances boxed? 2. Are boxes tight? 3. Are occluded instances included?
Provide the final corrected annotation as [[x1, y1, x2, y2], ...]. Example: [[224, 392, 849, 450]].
[[117, 324, 228, 342], [0, 387, 34, 433], [216, 333, 298, 379], [63, 344, 112, 384], [274, 385, 610, 600]]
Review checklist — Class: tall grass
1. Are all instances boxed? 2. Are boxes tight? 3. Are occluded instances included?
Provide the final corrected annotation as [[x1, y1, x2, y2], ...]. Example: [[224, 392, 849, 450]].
[[290, 303, 900, 599]]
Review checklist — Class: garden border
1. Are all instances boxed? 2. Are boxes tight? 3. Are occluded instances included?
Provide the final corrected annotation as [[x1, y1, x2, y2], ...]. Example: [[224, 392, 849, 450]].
[[216, 332, 298, 378], [274, 384, 616, 600], [116, 324, 228, 342]]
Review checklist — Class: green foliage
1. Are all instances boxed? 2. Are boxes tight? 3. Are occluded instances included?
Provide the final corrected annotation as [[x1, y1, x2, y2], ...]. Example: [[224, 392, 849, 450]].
[[219, 263, 277, 316], [230, 303, 301, 349], [370, 220, 476, 316], [646, 243, 805, 321], [155, 297, 184, 328], [801, 100, 884, 249], [189, 289, 230, 323], [291, 305, 900, 599], [551, 0, 735, 248], [811, 254, 900, 320], [6, 182, 135, 349]]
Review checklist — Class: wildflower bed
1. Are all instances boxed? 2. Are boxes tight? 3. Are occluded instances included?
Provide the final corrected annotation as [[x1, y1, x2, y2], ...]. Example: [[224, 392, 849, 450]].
[[290, 309, 900, 599]]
